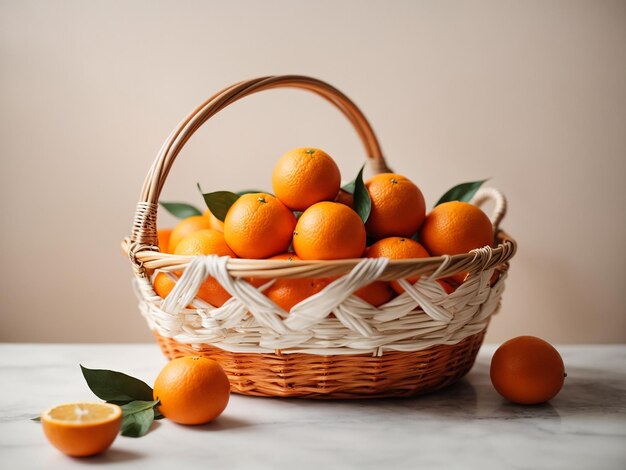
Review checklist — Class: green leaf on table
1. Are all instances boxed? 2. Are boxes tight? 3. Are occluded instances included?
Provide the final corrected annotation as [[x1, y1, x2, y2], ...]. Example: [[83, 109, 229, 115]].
[[120, 400, 159, 438], [198, 184, 240, 222], [159, 201, 203, 219], [80, 365, 153, 404], [31, 416, 41, 422], [352, 165, 371, 223], [153, 408, 165, 420], [434, 179, 489, 207]]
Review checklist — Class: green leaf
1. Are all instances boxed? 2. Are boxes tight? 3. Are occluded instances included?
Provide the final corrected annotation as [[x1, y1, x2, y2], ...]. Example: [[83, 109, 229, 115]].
[[159, 201, 203, 219], [435, 179, 489, 207], [153, 408, 165, 420], [341, 181, 356, 194], [80, 365, 153, 404], [120, 400, 158, 438], [198, 186, 240, 222], [31, 416, 41, 422], [352, 165, 372, 223]]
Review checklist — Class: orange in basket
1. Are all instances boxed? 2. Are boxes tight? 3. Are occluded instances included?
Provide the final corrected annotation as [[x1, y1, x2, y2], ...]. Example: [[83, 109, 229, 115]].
[[272, 147, 341, 211]]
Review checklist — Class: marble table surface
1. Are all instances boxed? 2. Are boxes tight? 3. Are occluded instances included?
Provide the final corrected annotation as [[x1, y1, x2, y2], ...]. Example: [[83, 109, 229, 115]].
[[1, 343, 624, 469]]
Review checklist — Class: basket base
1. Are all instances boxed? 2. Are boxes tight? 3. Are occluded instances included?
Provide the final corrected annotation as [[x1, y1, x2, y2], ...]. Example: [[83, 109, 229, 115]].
[[154, 331, 486, 399]]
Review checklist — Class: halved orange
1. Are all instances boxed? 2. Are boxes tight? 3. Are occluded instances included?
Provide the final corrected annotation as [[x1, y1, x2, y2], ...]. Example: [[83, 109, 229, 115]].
[[41, 402, 122, 457]]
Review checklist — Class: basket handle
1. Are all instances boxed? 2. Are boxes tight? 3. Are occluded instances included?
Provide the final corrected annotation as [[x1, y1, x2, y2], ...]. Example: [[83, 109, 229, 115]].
[[130, 75, 390, 255], [470, 187, 507, 233]]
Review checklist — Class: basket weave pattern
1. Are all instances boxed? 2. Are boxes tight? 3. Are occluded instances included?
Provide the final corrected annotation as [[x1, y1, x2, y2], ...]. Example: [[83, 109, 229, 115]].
[[124, 75, 517, 398], [154, 330, 486, 398]]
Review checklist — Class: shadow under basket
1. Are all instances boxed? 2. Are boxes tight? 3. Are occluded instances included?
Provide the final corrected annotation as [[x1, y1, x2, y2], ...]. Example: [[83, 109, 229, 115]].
[[154, 330, 486, 398], [125, 75, 517, 399]]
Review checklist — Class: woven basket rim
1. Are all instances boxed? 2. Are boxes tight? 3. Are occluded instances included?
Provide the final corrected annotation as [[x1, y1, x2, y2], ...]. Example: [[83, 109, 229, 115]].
[[122, 229, 515, 280]]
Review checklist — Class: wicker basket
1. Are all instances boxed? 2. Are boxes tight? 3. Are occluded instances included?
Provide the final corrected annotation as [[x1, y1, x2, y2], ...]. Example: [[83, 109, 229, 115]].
[[123, 75, 517, 398]]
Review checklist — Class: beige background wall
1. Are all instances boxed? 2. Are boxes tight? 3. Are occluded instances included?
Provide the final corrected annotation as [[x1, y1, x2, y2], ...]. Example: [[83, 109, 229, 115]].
[[1, 0, 624, 343]]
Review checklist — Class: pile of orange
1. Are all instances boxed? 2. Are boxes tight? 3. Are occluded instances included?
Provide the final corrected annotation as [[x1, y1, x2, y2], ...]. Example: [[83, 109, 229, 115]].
[[154, 147, 495, 310]]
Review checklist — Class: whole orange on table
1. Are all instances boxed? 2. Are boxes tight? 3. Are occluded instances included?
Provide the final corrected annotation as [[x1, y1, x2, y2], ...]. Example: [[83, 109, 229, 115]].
[[490, 336, 566, 405], [154, 356, 230, 425]]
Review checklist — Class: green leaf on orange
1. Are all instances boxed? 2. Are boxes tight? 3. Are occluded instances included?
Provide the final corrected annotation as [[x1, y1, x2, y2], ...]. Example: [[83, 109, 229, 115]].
[[435, 179, 489, 207], [352, 165, 371, 223], [198, 184, 240, 222], [159, 201, 203, 219]]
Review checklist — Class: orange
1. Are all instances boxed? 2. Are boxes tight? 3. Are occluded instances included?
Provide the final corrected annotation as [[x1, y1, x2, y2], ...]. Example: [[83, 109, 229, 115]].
[[419, 201, 493, 283], [157, 229, 173, 253], [41, 403, 122, 457], [169, 215, 212, 253], [419, 201, 493, 256], [204, 208, 224, 232], [224, 193, 296, 259], [365, 237, 430, 294], [334, 189, 355, 209], [437, 279, 456, 294], [293, 202, 366, 260], [153, 356, 230, 425], [175, 228, 235, 258], [153, 271, 230, 308], [263, 253, 331, 311], [267, 252, 297, 261], [153, 271, 178, 299], [172, 229, 237, 307], [490, 269, 501, 287], [272, 147, 341, 210], [364, 173, 426, 239], [354, 281, 396, 307], [490, 336, 565, 405], [366, 237, 429, 294], [245, 252, 293, 288], [266, 278, 331, 311]]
